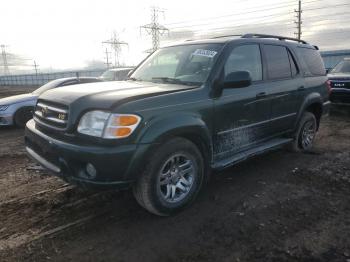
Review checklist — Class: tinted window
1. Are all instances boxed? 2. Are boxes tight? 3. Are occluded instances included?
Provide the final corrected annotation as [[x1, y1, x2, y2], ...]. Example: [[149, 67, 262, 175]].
[[331, 60, 350, 73], [264, 45, 291, 80], [288, 51, 298, 77], [225, 44, 262, 81], [297, 47, 326, 76]]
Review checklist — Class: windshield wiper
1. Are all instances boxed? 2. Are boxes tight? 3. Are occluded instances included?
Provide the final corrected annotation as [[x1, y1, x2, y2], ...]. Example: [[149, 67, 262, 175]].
[[151, 77, 199, 86], [128, 77, 141, 81]]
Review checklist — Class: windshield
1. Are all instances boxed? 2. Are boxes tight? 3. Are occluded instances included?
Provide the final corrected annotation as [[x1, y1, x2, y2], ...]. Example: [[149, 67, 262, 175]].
[[100, 70, 115, 80], [32, 79, 63, 95], [130, 43, 223, 86], [331, 60, 350, 73]]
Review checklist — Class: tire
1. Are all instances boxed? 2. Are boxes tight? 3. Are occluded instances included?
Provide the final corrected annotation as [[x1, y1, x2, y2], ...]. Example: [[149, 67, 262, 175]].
[[133, 137, 205, 216], [289, 112, 317, 152], [14, 107, 34, 128]]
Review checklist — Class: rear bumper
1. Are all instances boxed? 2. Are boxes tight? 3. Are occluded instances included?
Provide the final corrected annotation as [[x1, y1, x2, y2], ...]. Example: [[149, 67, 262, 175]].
[[25, 119, 153, 189]]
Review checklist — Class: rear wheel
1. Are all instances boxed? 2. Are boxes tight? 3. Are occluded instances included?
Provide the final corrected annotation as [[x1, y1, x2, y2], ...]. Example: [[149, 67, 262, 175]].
[[133, 137, 205, 216], [14, 107, 34, 128], [289, 112, 317, 152]]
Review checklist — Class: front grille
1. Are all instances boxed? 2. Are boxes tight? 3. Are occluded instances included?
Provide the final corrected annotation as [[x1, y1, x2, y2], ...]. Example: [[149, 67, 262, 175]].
[[34, 100, 69, 130], [330, 80, 350, 89]]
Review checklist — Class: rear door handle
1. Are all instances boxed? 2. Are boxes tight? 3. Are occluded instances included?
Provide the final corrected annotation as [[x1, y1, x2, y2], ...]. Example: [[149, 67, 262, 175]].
[[297, 86, 305, 91], [256, 92, 267, 98]]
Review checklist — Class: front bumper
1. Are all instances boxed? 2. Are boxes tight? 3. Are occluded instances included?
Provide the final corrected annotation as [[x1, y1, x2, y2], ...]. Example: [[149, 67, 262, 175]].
[[25, 119, 152, 188], [330, 88, 350, 105]]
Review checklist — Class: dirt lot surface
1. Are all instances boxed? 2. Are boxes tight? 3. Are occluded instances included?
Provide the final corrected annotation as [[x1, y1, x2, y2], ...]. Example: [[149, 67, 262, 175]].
[[0, 87, 349, 262]]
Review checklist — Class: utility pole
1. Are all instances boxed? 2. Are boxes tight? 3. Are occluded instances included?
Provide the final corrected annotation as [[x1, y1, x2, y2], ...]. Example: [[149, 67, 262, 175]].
[[294, 0, 302, 40], [33, 60, 39, 75], [104, 48, 112, 69], [141, 6, 169, 52], [102, 31, 128, 67], [1, 45, 10, 75]]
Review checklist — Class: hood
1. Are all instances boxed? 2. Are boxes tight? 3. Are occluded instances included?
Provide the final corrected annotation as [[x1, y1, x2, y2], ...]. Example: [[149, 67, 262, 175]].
[[328, 73, 350, 80], [38, 81, 195, 126], [39, 81, 193, 108], [0, 93, 37, 105]]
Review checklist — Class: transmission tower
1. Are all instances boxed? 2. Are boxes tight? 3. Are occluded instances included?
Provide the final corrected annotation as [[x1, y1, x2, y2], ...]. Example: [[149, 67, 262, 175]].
[[1, 45, 10, 75], [294, 0, 302, 40], [141, 7, 169, 52], [33, 60, 39, 75], [102, 31, 128, 67], [104, 48, 112, 69]]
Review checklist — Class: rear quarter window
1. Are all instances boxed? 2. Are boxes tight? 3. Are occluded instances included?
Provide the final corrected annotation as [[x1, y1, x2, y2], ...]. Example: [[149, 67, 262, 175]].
[[296, 47, 326, 76]]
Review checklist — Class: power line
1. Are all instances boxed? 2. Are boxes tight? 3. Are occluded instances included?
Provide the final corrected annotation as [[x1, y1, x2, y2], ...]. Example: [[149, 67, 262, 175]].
[[164, 0, 297, 26], [303, 3, 350, 11], [141, 6, 169, 52], [167, 5, 296, 30], [169, 12, 294, 31]]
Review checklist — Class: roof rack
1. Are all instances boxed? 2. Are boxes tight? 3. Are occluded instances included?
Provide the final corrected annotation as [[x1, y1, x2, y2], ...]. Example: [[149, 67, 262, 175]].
[[210, 34, 242, 39], [241, 33, 308, 44]]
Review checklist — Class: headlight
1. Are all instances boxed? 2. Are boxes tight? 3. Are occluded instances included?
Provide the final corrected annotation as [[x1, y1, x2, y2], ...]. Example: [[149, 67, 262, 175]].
[[0, 105, 9, 111], [77, 110, 141, 139]]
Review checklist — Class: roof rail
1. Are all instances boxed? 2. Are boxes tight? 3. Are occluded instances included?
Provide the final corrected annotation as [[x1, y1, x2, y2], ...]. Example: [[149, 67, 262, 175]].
[[210, 34, 242, 39], [241, 33, 308, 44]]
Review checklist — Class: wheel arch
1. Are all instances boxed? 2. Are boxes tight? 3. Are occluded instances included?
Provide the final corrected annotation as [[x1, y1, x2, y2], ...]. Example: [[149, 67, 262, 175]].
[[127, 114, 213, 181], [13, 105, 35, 127], [296, 93, 323, 131]]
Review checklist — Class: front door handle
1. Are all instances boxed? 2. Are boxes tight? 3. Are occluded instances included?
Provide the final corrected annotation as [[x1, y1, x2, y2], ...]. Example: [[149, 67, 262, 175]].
[[297, 86, 305, 91], [256, 92, 267, 98]]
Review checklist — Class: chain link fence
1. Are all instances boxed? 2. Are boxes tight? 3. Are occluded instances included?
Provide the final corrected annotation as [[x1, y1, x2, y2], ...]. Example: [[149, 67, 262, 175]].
[[0, 69, 105, 86]]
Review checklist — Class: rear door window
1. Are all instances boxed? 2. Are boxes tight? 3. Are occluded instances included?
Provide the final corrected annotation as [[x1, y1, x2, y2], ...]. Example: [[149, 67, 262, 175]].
[[264, 45, 291, 80]]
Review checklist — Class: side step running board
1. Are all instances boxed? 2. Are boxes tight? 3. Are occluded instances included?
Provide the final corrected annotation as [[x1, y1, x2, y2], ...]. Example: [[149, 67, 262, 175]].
[[213, 138, 293, 170]]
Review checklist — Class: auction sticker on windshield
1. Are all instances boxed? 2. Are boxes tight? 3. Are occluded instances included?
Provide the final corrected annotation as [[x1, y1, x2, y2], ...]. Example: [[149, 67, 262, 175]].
[[193, 49, 218, 58]]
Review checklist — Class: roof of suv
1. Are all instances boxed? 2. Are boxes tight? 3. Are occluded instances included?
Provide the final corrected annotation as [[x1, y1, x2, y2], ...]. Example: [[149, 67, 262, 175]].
[[164, 33, 317, 50]]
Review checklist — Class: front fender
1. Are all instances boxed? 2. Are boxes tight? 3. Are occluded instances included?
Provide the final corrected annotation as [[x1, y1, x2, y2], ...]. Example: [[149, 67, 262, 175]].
[[140, 112, 211, 142]]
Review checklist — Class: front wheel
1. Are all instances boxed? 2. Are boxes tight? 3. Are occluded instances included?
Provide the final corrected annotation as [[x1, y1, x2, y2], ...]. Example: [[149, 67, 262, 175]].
[[289, 112, 317, 152], [14, 107, 34, 128], [133, 137, 205, 216]]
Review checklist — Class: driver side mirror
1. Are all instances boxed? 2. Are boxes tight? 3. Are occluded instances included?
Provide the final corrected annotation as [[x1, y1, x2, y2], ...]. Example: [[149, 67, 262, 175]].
[[222, 71, 252, 89]]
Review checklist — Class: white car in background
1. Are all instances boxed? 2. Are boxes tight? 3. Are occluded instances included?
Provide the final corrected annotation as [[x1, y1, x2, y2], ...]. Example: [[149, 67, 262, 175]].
[[99, 67, 134, 81], [0, 77, 102, 127]]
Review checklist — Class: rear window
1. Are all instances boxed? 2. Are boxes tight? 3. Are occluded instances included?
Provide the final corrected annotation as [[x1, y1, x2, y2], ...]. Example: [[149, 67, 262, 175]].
[[264, 45, 291, 80], [296, 47, 326, 76]]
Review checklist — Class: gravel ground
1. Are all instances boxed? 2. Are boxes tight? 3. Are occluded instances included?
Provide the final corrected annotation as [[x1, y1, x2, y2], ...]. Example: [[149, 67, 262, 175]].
[[0, 86, 349, 262]]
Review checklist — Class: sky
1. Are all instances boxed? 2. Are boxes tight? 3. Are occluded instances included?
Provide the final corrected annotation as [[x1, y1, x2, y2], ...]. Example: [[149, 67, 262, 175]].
[[0, 0, 349, 74]]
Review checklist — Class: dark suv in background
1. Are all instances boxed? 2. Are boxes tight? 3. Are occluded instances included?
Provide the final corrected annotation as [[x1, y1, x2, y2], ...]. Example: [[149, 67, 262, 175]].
[[25, 34, 330, 216], [328, 58, 350, 104]]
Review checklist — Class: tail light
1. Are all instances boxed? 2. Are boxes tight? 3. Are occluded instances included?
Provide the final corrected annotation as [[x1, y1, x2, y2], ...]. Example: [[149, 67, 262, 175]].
[[326, 80, 332, 95]]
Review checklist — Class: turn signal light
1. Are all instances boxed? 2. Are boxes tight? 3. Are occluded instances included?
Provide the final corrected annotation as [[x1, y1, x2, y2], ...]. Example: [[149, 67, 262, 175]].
[[115, 115, 139, 126], [115, 127, 132, 137]]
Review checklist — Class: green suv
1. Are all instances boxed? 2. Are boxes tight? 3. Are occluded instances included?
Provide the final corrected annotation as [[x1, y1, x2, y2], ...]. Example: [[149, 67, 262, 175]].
[[25, 34, 330, 216]]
